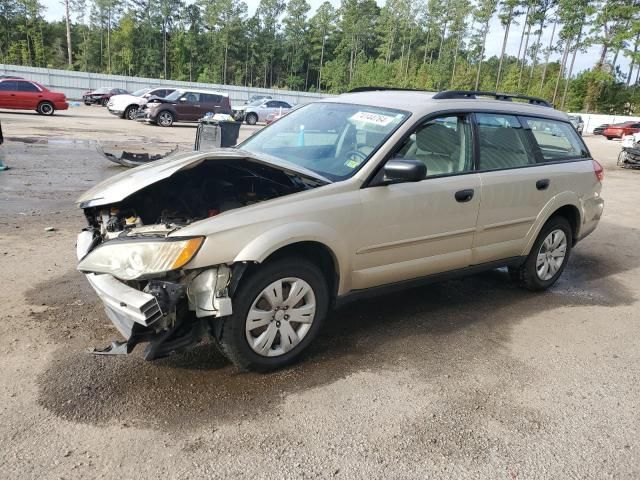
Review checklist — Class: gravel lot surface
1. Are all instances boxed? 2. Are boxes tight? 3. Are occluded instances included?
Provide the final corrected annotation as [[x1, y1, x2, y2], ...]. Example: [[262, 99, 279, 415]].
[[0, 106, 639, 479]]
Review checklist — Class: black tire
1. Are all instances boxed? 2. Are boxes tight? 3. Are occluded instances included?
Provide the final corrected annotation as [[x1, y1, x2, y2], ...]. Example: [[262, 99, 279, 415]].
[[215, 257, 330, 371], [124, 105, 138, 120], [509, 216, 572, 291], [84, 100, 91, 106], [156, 110, 174, 127], [37, 101, 55, 116], [245, 112, 258, 125], [101, 98, 109, 107], [606, 136, 614, 140]]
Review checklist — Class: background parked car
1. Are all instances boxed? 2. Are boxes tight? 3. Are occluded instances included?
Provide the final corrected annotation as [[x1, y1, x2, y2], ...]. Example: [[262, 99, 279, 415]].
[[107, 87, 176, 120], [592, 124, 609, 135], [83, 87, 129, 106], [138, 88, 232, 127], [0, 78, 68, 115], [245, 94, 272, 104], [234, 99, 293, 125], [603, 121, 640, 140], [568, 115, 584, 135]]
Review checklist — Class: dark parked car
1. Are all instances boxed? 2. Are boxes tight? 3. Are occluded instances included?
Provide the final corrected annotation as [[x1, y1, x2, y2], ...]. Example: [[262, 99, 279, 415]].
[[83, 87, 129, 106], [0, 78, 68, 115], [137, 88, 232, 127], [592, 124, 609, 135]]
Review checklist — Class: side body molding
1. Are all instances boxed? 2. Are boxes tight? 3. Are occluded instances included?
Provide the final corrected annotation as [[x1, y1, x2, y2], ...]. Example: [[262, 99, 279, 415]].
[[233, 222, 352, 294]]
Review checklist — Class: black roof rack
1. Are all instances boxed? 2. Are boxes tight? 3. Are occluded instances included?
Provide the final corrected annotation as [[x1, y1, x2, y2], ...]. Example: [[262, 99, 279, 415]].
[[348, 86, 425, 93], [432, 90, 552, 108]]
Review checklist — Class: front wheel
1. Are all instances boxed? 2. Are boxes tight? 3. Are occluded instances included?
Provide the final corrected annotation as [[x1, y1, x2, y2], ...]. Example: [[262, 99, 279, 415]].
[[245, 112, 258, 125], [606, 136, 614, 140], [509, 216, 572, 291], [37, 101, 55, 116], [157, 110, 174, 127], [124, 105, 138, 120], [101, 98, 109, 107], [215, 258, 329, 371]]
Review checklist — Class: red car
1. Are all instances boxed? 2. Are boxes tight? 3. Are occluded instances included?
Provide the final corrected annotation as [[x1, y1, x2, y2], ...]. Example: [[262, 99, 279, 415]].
[[603, 121, 640, 140], [0, 78, 68, 115], [83, 87, 129, 106]]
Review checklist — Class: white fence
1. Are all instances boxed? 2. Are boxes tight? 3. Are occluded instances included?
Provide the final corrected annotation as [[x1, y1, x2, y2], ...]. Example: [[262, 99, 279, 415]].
[[0, 64, 331, 105]]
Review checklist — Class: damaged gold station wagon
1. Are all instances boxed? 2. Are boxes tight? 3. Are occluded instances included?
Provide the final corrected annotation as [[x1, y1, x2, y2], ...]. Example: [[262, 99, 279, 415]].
[[76, 89, 604, 371]]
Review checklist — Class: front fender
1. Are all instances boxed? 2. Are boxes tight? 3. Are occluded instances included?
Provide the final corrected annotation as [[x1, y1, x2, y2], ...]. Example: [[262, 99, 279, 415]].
[[234, 222, 352, 294]]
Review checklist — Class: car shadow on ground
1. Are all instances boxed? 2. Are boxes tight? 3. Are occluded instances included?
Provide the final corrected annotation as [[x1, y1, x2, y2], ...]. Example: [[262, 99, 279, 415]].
[[32, 220, 637, 430]]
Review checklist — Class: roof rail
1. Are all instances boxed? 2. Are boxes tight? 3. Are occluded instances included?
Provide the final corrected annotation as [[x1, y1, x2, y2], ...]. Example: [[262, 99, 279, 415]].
[[432, 90, 552, 108], [348, 86, 425, 93]]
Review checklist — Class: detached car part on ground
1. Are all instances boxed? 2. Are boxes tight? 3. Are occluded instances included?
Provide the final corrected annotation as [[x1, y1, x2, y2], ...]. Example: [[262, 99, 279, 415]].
[[77, 91, 604, 371]]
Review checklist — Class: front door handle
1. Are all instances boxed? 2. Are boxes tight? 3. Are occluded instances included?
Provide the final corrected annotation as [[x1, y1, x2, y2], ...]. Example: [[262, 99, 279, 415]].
[[455, 189, 474, 203], [536, 179, 550, 190]]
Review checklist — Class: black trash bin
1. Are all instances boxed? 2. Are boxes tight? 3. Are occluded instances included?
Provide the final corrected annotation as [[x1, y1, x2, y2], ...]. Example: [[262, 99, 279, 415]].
[[194, 118, 242, 151]]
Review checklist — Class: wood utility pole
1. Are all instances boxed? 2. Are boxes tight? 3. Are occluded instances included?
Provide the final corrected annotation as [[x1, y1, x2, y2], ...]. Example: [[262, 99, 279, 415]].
[[64, 0, 73, 65]]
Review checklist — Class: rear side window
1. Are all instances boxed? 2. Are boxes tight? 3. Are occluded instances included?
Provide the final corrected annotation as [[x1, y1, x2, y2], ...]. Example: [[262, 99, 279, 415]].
[[201, 94, 222, 104], [522, 117, 589, 161], [0, 81, 18, 91], [476, 113, 535, 170], [17, 81, 40, 92]]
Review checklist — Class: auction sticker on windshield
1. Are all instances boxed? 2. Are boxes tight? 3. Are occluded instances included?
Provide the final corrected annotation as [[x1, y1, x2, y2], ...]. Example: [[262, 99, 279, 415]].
[[349, 111, 397, 127]]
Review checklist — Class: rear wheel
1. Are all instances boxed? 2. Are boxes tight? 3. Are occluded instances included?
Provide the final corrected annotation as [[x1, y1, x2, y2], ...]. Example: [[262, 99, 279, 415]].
[[101, 98, 109, 107], [245, 112, 258, 125], [124, 105, 138, 120], [37, 101, 54, 116], [606, 136, 614, 140], [157, 110, 174, 127], [215, 257, 329, 371], [509, 216, 572, 291]]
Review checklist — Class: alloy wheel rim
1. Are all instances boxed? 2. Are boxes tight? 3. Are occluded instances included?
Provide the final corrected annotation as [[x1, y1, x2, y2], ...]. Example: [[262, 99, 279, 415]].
[[41, 104, 52, 114], [536, 229, 567, 281], [245, 277, 316, 357], [159, 112, 172, 126], [127, 108, 137, 119]]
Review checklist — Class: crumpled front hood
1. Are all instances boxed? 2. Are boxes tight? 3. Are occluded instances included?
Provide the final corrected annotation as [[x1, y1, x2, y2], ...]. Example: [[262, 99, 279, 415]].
[[76, 149, 329, 208], [110, 94, 142, 106]]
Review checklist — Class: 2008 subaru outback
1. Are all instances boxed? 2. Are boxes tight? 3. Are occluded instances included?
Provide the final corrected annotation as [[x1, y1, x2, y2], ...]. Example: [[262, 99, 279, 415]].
[[76, 89, 604, 371]]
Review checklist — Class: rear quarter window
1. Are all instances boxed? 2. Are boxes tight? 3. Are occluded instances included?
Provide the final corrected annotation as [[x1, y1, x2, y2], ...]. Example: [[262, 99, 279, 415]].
[[522, 117, 589, 161]]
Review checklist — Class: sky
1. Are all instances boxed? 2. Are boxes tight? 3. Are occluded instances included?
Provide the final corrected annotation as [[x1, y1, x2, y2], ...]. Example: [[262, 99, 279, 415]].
[[40, 0, 628, 78]]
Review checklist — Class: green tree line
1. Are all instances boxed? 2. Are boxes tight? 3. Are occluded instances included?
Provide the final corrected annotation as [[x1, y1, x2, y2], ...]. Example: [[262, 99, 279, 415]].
[[1, 0, 640, 113]]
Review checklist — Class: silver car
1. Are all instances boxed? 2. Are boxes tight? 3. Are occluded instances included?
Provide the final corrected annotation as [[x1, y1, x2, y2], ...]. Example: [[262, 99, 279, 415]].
[[233, 99, 292, 125], [76, 89, 604, 371]]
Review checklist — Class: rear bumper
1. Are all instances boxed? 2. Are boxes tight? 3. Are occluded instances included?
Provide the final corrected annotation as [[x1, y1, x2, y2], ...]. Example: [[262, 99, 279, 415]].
[[55, 101, 69, 111], [578, 195, 605, 241]]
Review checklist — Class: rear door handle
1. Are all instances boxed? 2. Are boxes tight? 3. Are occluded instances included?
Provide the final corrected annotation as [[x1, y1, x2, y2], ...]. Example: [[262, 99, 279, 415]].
[[455, 189, 474, 203], [536, 179, 550, 190]]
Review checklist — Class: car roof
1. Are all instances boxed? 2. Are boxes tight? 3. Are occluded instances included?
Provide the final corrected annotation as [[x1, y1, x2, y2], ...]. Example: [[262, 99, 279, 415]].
[[319, 90, 569, 121], [175, 88, 229, 97]]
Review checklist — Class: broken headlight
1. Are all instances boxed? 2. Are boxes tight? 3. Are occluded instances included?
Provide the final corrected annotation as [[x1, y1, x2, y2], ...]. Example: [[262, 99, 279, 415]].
[[77, 237, 204, 280]]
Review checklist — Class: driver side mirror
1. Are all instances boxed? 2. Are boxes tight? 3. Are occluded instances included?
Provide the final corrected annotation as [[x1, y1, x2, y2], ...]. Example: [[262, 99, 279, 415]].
[[383, 159, 426, 184]]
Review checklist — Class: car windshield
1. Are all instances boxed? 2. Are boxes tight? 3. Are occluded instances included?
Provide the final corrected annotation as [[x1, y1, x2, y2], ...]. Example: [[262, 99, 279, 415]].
[[132, 88, 151, 96], [93, 88, 109, 94], [164, 90, 184, 101], [239, 102, 409, 181], [248, 99, 265, 106]]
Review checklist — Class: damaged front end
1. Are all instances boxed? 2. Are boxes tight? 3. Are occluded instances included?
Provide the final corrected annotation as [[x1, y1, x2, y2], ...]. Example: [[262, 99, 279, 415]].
[[76, 151, 325, 359]]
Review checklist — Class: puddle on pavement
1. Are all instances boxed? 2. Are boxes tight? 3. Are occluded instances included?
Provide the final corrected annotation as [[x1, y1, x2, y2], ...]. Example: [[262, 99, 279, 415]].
[[32, 225, 636, 431]]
